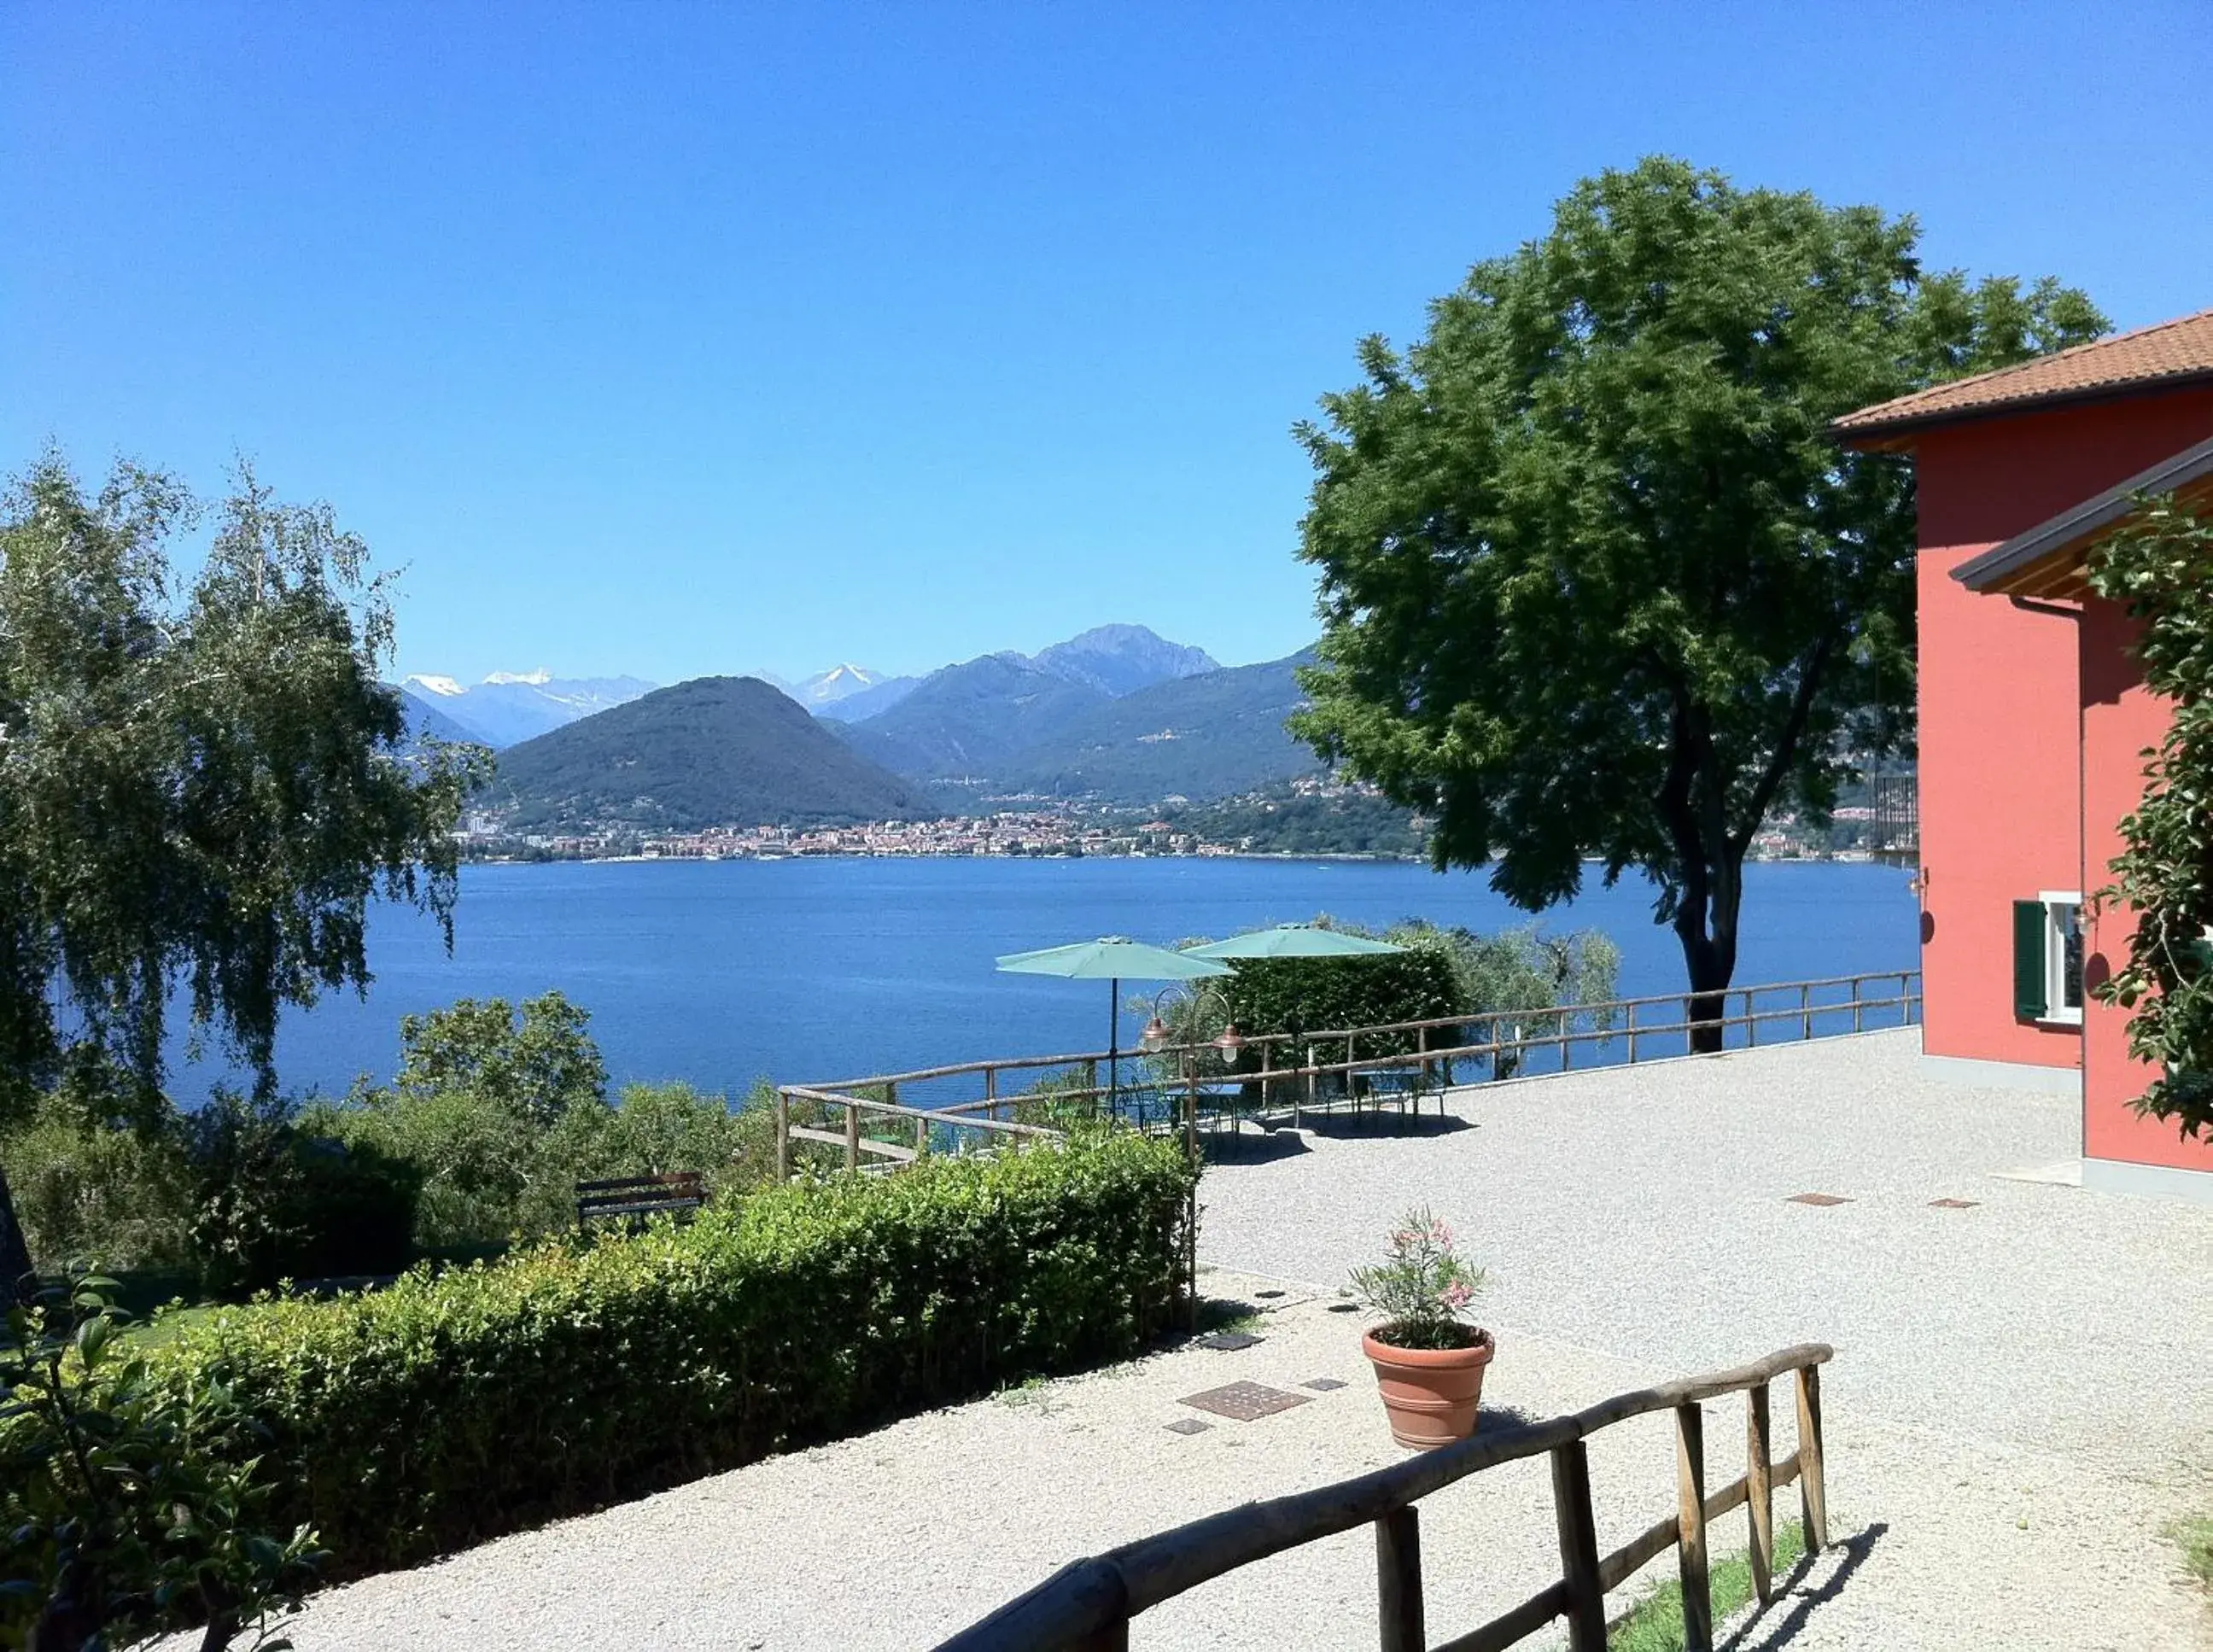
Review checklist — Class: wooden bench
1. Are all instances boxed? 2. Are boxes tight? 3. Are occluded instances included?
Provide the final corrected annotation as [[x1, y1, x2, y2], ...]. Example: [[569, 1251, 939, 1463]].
[[575, 1171, 708, 1229]]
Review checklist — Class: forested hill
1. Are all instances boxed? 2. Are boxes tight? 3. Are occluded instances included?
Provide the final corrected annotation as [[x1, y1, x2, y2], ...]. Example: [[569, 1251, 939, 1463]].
[[484, 676, 925, 831], [990, 651, 1323, 803]]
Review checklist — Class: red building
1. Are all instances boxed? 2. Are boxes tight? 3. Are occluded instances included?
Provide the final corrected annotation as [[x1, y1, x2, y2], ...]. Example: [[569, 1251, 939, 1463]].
[[1836, 308, 2213, 1202]]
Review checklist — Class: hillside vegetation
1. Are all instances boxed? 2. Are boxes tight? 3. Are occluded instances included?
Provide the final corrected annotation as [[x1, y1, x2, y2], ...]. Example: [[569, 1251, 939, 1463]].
[[836, 653, 1112, 779], [996, 651, 1322, 802], [488, 675, 922, 830]]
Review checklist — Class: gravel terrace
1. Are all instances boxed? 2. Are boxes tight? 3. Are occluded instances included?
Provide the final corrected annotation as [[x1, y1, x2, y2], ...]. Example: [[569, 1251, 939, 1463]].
[[262, 1030, 2213, 1649]]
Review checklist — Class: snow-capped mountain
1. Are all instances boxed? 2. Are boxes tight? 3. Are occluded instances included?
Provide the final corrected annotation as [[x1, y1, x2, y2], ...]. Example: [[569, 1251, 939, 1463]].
[[800, 664, 894, 705], [763, 663, 924, 721], [400, 670, 657, 749]]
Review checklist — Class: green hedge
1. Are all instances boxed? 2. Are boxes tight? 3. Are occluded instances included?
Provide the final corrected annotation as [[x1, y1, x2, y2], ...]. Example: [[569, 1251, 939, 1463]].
[[1223, 950, 1461, 1058], [146, 1132, 1195, 1578]]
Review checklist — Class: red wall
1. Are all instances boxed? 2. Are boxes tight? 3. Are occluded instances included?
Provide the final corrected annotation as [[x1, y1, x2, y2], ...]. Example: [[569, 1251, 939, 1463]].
[[1910, 386, 2213, 1071], [2079, 596, 2213, 1174]]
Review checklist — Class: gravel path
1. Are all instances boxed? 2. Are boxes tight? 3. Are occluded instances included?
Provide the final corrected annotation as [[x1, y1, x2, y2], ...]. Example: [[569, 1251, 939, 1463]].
[[254, 1032, 2213, 1649]]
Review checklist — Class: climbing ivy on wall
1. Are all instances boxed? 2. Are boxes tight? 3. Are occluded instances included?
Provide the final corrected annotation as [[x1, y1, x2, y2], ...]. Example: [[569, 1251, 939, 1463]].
[[2087, 494, 2213, 1141]]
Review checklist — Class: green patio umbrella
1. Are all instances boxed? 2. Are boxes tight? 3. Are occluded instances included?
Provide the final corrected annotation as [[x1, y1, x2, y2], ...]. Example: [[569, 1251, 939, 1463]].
[[1182, 924, 1405, 960], [995, 937, 1231, 1101]]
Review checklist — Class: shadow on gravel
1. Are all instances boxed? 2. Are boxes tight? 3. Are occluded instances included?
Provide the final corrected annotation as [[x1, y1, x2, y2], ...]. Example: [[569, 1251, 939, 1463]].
[[1722, 1521, 1889, 1651], [1199, 1131, 1313, 1165], [1301, 1111, 1474, 1141]]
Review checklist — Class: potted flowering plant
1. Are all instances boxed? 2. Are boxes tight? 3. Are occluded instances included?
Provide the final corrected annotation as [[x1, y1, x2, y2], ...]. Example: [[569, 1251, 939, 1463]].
[[1352, 1207, 1492, 1448]]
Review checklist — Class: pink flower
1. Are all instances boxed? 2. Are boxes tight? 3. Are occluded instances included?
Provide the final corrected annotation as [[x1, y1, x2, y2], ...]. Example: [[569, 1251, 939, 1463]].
[[1439, 1281, 1472, 1309]]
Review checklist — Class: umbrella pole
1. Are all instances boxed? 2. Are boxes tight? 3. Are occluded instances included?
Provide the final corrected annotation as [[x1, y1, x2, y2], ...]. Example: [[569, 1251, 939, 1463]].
[[1108, 977, 1119, 1123]]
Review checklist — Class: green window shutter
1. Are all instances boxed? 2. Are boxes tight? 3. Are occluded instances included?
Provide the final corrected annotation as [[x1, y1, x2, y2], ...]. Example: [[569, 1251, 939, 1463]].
[[2012, 900, 2048, 1020]]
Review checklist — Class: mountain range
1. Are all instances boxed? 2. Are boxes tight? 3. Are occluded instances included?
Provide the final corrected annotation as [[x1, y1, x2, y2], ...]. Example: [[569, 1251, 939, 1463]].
[[463, 623, 1324, 830], [827, 627, 1316, 803]]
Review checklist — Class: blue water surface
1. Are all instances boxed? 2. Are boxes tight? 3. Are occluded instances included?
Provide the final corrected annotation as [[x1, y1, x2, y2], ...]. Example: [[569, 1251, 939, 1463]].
[[199, 857, 1918, 1101]]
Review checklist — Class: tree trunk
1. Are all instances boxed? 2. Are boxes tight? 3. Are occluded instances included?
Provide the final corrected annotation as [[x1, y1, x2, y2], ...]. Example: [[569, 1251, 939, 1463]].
[[1677, 850, 1744, 1055], [0, 1161, 35, 1307]]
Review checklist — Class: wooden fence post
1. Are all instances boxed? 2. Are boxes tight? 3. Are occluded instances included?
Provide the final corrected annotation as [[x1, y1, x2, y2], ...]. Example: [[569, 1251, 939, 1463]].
[[1801, 983, 1813, 1042], [844, 1098, 861, 1171], [1375, 1505, 1423, 1652], [1418, 1024, 1430, 1090], [774, 1088, 791, 1183], [1745, 989, 1757, 1048], [1627, 1000, 1640, 1064], [1746, 1383, 1775, 1605], [1676, 1402, 1712, 1652], [1851, 976, 1864, 1034], [1550, 1440, 1606, 1652], [1301, 1044, 1315, 1130], [1796, 1363, 1829, 1551]]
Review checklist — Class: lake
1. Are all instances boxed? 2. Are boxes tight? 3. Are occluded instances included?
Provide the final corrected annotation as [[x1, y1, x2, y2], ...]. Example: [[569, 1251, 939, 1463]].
[[207, 856, 1920, 1101]]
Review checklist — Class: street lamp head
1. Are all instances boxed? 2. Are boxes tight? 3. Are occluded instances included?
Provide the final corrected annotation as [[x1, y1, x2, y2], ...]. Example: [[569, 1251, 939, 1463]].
[[1140, 1014, 1171, 1054], [1214, 1021, 1244, 1058]]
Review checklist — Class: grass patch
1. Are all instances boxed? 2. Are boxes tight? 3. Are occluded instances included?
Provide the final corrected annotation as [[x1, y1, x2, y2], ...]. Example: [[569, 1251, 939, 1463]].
[[996, 1375, 1054, 1408], [1610, 1520, 1807, 1651], [2172, 1515, 2213, 1593], [1194, 1298, 1264, 1335]]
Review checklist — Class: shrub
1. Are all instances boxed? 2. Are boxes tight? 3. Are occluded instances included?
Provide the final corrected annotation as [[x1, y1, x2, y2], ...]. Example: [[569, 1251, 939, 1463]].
[[1222, 950, 1459, 1059], [0, 1098, 196, 1274], [2, 1275, 323, 1650], [311, 1089, 540, 1252], [184, 1092, 419, 1294], [0, 1094, 417, 1293], [144, 1132, 1196, 1578]]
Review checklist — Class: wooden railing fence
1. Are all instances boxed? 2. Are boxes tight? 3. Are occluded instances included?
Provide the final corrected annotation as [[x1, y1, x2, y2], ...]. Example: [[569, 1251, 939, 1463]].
[[774, 970, 1921, 1176], [933, 1343, 1834, 1652]]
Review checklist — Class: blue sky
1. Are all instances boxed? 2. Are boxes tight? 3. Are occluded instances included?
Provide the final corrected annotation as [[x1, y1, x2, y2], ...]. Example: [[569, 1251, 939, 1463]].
[[5, 3, 2208, 687]]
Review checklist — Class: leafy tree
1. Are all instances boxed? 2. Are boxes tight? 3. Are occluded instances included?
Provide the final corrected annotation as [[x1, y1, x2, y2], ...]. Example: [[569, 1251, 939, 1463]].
[[0, 452, 490, 1298], [2, 1275, 323, 1650], [389, 990, 607, 1125], [1390, 921, 1621, 1078], [1290, 157, 2105, 1045], [2086, 497, 2213, 1140]]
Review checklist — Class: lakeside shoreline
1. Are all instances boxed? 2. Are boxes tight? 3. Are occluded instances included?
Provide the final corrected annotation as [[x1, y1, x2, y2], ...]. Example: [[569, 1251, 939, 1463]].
[[462, 846, 1902, 868]]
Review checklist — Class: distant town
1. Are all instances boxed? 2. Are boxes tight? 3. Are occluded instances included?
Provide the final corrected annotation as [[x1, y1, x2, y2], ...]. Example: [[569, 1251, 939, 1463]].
[[460, 774, 1918, 866]]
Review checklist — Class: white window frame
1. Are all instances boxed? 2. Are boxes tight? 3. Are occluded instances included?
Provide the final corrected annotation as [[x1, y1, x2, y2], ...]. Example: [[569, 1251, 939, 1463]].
[[2038, 890, 2084, 1026]]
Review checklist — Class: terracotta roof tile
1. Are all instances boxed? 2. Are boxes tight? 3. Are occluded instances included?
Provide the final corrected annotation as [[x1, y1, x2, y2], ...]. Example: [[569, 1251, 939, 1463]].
[[1834, 306, 2213, 443]]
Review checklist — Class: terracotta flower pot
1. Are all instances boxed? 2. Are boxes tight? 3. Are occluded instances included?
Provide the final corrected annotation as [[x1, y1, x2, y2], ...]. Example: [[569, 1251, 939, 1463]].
[[1363, 1328, 1495, 1449]]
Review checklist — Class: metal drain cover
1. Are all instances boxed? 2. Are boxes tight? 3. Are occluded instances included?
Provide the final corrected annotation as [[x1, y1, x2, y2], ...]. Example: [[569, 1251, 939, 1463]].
[[1194, 1330, 1264, 1351], [1302, 1377, 1348, 1392], [1179, 1381, 1311, 1421]]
